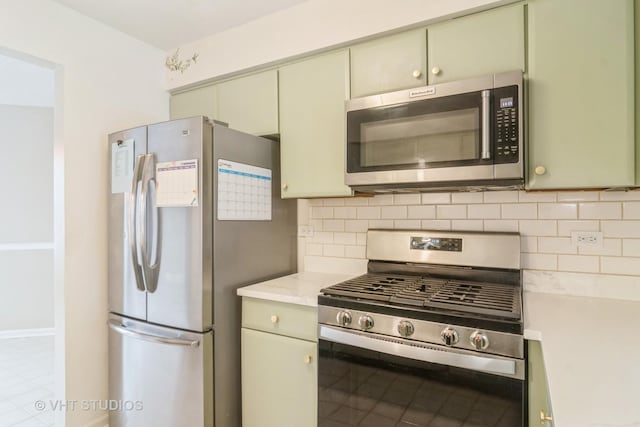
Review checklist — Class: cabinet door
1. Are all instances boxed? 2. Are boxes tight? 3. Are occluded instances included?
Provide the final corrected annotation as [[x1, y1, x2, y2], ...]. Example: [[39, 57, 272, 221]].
[[279, 50, 352, 198], [427, 4, 524, 84], [216, 70, 279, 136], [169, 84, 217, 120], [350, 28, 426, 98], [528, 340, 554, 427], [241, 328, 317, 427], [527, 0, 634, 189]]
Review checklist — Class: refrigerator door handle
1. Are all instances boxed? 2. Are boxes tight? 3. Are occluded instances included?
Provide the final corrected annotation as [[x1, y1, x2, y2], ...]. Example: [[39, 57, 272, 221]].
[[107, 320, 200, 347], [140, 153, 160, 293], [129, 154, 146, 291]]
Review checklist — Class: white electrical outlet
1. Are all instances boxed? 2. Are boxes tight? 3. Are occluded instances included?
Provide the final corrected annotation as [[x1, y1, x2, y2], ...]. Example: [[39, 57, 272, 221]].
[[297, 225, 314, 238], [571, 231, 603, 247]]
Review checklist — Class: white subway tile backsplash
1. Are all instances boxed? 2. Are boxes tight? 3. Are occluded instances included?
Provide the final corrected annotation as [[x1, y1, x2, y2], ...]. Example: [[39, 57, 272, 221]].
[[421, 220, 451, 230], [334, 232, 357, 245], [468, 204, 501, 219], [452, 192, 484, 204], [602, 221, 640, 238], [305, 243, 323, 256], [323, 198, 345, 206], [310, 219, 323, 232], [538, 203, 578, 220], [483, 220, 519, 232], [311, 207, 334, 219], [557, 220, 599, 236], [345, 219, 369, 233], [310, 231, 333, 244], [519, 220, 557, 236], [421, 193, 451, 205], [345, 245, 366, 259], [483, 191, 518, 203], [601, 256, 640, 275], [623, 202, 640, 219], [451, 220, 483, 231], [518, 191, 557, 202], [501, 203, 537, 219], [369, 219, 394, 229], [558, 255, 599, 273], [381, 206, 407, 219], [579, 202, 622, 219], [356, 206, 381, 219], [521, 236, 538, 253], [522, 253, 557, 270], [538, 237, 576, 254], [599, 190, 640, 201], [408, 205, 436, 219], [437, 205, 466, 219], [394, 219, 421, 229], [579, 239, 622, 256], [307, 199, 324, 206], [368, 194, 394, 206], [323, 244, 345, 257], [323, 219, 345, 232], [393, 194, 421, 205], [344, 197, 371, 206], [622, 239, 640, 257], [356, 233, 367, 245], [334, 207, 357, 219], [557, 191, 600, 202]]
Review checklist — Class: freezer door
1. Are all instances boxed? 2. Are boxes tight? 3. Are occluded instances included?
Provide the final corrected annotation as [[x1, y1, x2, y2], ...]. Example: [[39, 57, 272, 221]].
[[145, 117, 213, 331], [108, 314, 213, 427], [108, 126, 147, 320]]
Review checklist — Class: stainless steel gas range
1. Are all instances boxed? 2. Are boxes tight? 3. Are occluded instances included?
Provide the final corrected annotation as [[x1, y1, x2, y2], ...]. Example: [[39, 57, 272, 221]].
[[317, 229, 525, 427]]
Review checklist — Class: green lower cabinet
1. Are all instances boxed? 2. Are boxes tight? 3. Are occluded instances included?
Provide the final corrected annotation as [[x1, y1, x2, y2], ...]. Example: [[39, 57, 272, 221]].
[[170, 84, 217, 120], [241, 328, 317, 427], [279, 50, 352, 198], [528, 340, 554, 427], [216, 70, 279, 136], [527, 0, 635, 189], [427, 4, 525, 85]]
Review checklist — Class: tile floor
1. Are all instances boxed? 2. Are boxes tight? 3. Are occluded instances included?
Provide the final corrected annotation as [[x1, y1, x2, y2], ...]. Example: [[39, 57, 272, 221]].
[[0, 336, 54, 427]]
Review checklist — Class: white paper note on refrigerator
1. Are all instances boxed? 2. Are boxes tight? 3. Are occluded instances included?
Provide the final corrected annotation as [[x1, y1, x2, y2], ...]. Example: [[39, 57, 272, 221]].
[[111, 139, 134, 194], [155, 159, 199, 207], [217, 159, 272, 221]]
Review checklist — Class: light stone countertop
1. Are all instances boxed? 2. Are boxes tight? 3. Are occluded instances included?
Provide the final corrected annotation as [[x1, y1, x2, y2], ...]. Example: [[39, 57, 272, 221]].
[[524, 291, 640, 427], [236, 271, 359, 307]]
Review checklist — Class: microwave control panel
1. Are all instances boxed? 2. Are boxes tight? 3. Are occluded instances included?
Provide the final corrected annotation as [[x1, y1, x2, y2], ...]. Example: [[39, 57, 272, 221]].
[[494, 86, 519, 164]]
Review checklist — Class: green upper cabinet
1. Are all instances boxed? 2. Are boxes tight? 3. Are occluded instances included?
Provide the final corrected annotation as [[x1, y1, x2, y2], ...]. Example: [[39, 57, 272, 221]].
[[279, 50, 352, 198], [427, 4, 525, 84], [350, 28, 427, 98], [216, 70, 279, 136], [169, 84, 217, 120], [527, 0, 634, 189]]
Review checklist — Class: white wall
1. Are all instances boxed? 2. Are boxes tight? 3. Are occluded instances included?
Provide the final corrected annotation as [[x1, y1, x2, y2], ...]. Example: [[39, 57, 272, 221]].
[[0, 1, 169, 426], [166, 0, 510, 90], [300, 190, 640, 301]]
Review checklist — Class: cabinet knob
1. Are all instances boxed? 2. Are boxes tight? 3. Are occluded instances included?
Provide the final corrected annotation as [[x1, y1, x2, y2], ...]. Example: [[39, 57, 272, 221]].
[[431, 66, 441, 76], [534, 166, 547, 176], [540, 411, 553, 424], [270, 315, 279, 324], [282, 184, 288, 191], [304, 355, 312, 364], [412, 69, 422, 79]]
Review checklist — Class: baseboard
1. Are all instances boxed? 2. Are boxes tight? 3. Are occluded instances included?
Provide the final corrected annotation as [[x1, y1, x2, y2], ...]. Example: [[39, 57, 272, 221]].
[[81, 413, 109, 427], [0, 328, 55, 338]]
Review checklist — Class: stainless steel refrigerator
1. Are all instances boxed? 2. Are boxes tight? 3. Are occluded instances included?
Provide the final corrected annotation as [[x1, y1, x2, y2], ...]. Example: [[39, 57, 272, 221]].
[[107, 116, 297, 427]]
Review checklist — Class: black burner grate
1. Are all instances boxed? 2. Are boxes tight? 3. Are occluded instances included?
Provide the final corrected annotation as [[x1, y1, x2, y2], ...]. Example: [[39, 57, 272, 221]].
[[323, 273, 521, 320]]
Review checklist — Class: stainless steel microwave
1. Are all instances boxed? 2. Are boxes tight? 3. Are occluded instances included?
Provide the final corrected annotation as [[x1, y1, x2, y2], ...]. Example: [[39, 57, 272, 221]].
[[345, 70, 524, 192]]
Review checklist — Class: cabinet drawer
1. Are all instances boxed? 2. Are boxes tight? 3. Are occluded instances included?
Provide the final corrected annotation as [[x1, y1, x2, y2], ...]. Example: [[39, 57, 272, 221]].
[[241, 297, 317, 342]]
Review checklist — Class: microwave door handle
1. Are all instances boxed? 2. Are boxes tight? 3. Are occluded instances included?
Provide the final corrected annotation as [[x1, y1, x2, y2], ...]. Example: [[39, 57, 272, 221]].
[[129, 154, 146, 291], [481, 89, 491, 160]]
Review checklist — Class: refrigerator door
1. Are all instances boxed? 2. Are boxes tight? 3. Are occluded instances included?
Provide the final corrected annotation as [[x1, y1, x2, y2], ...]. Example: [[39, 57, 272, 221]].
[[108, 126, 147, 321], [108, 314, 213, 427], [146, 117, 213, 331]]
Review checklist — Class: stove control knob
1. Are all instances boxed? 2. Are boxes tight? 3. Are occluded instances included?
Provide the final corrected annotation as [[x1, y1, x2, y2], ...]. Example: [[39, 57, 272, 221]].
[[397, 320, 415, 337], [470, 331, 490, 350], [441, 327, 459, 346], [358, 315, 374, 331], [336, 311, 352, 327]]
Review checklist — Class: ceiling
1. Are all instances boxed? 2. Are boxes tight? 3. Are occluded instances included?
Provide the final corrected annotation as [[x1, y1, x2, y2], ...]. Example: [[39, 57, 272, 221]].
[[50, 0, 310, 50]]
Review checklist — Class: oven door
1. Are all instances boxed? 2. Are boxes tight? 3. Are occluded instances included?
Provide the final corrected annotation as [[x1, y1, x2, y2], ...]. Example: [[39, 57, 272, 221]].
[[318, 325, 526, 427]]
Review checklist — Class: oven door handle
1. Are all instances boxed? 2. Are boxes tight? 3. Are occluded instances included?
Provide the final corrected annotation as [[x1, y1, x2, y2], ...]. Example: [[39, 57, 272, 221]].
[[319, 325, 523, 379]]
